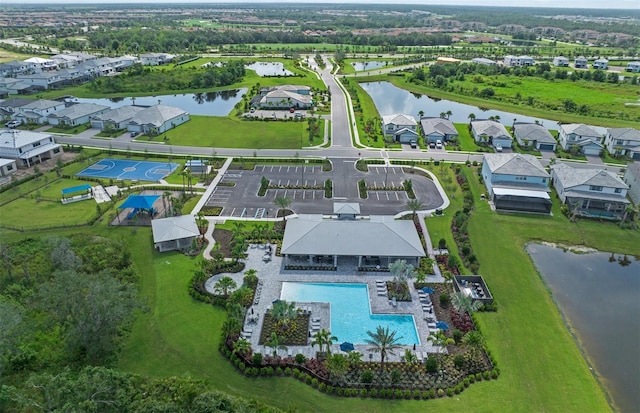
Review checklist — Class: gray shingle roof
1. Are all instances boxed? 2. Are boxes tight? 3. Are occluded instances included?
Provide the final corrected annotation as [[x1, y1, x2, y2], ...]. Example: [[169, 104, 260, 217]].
[[20, 99, 63, 111], [382, 114, 417, 127], [472, 120, 510, 138], [551, 162, 627, 189], [48, 103, 109, 120], [560, 123, 601, 138], [607, 128, 640, 143], [0, 129, 55, 149], [333, 202, 360, 215], [93, 106, 145, 124], [483, 153, 548, 178], [151, 215, 199, 243], [513, 122, 556, 144], [129, 105, 187, 127], [420, 117, 457, 136], [281, 216, 425, 257]]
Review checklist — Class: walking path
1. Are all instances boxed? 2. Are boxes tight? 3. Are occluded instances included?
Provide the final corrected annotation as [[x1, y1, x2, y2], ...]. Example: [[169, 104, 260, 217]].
[[191, 157, 233, 215]]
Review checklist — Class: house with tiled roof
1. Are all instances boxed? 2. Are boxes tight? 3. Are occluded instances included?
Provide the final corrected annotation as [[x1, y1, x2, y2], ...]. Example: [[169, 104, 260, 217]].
[[604, 128, 640, 160], [551, 162, 629, 219], [90, 105, 145, 131], [15, 99, 65, 124], [419, 117, 458, 144], [47, 103, 110, 127], [0, 129, 63, 168], [481, 153, 551, 213], [558, 123, 603, 155], [253, 85, 312, 109], [127, 104, 189, 135], [471, 119, 512, 148], [382, 114, 419, 144], [512, 122, 557, 151]]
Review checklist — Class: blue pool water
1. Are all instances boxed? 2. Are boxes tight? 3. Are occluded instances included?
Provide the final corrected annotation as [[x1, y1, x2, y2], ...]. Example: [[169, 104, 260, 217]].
[[280, 282, 420, 345]]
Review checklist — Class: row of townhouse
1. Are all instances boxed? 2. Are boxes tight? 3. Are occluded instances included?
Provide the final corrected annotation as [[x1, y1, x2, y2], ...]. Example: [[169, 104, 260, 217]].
[[552, 56, 609, 69], [0, 98, 190, 136], [481, 152, 634, 219], [0, 53, 175, 96]]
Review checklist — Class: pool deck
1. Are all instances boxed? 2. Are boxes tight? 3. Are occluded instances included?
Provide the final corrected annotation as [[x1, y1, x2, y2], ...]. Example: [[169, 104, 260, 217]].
[[206, 243, 446, 362]]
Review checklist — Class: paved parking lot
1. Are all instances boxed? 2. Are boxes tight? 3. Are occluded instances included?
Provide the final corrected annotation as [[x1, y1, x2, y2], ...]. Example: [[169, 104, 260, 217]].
[[205, 158, 444, 218]]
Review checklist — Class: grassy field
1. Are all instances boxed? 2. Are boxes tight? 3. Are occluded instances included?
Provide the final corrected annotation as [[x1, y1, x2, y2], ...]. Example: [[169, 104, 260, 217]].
[[113, 161, 639, 412], [167, 115, 323, 149], [453, 124, 480, 152], [358, 74, 640, 129]]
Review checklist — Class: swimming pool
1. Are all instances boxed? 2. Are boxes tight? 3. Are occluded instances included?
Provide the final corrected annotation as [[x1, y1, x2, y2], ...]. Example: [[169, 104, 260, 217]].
[[280, 282, 420, 345]]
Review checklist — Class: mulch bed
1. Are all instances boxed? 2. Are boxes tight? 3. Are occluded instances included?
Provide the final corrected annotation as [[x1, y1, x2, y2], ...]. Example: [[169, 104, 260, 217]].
[[212, 228, 233, 257]]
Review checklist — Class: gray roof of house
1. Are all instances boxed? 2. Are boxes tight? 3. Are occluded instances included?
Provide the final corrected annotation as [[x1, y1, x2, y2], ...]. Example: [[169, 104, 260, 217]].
[[0, 98, 32, 109], [607, 127, 640, 143], [264, 89, 312, 104], [48, 103, 110, 120], [625, 163, 640, 179], [560, 123, 601, 138], [333, 202, 360, 215], [551, 162, 627, 189], [563, 189, 629, 203], [151, 215, 199, 243], [513, 122, 556, 144], [483, 153, 549, 177], [382, 114, 417, 127], [420, 117, 457, 136], [129, 105, 188, 127], [281, 216, 425, 257], [0, 129, 54, 149], [472, 120, 511, 139], [93, 105, 145, 123], [20, 99, 63, 111]]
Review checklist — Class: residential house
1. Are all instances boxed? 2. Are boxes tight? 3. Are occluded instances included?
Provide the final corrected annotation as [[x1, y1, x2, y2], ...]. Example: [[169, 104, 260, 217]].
[[419, 117, 458, 144], [0, 98, 32, 121], [90, 105, 145, 131], [151, 215, 200, 252], [553, 56, 569, 67], [127, 104, 190, 135], [623, 164, 640, 205], [626, 61, 640, 73], [481, 153, 552, 213], [50, 53, 82, 69], [503, 55, 535, 67], [574, 56, 588, 68], [604, 128, 640, 160], [551, 162, 629, 219], [0, 129, 63, 167], [281, 205, 425, 268], [382, 114, 419, 144], [558, 123, 603, 155], [253, 85, 312, 109], [66, 52, 97, 63], [140, 53, 175, 66], [472, 57, 496, 66], [0, 60, 31, 77], [23, 57, 57, 72], [471, 119, 512, 148], [15, 99, 65, 125], [47, 103, 110, 127], [0, 78, 34, 96], [15, 71, 64, 90], [512, 122, 557, 151], [0, 158, 17, 178], [593, 58, 608, 69]]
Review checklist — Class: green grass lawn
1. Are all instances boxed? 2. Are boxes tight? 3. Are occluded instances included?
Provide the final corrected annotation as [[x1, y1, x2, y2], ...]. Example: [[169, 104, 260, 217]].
[[167, 115, 319, 149], [453, 124, 480, 152]]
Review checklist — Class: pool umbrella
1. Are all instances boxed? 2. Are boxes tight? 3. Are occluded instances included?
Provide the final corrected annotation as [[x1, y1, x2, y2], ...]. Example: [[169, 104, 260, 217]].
[[436, 321, 449, 330], [272, 299, 280, 304], [339, 342, 355, 352], [421, 287, 435, 294]]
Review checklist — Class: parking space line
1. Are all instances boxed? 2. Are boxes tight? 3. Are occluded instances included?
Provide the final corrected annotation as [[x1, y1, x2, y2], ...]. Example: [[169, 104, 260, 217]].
[[293, 191, 297, 199], [230, 208, 236, 216], [303, 190, 306, 199], [395, 192, 399, 200], [284, 190, 288, 198]]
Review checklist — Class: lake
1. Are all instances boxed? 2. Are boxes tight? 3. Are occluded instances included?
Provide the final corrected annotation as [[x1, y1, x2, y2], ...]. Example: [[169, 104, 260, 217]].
[[527, 243, 640, 413], [245, 62, 293, 77], [351, 61, 387, 71], [360, 81, 558, 129], [70, 89, 246, 116]]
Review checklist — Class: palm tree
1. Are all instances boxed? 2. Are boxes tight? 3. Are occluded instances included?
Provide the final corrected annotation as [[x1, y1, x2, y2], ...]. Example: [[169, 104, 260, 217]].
[[195, 211, 207, 239], [274, 196, 292, 224], [214, 276, 237, 297], [451, 291, 482, 316], [265, 332, 287, 358], [429, 330, 453, 363], [162, 191, 172, 217], [365, 325, 403, 370], [406, 199, 424, 222], [439, 112, 447, 119], [400, 348, 418, 363], [620, 204, 636, 226], [463, 330, 485, 359], [445, 110, 452, 120], [442, 270, 455, 289], [389, 259, 417, 292], [311, 329, 337, 357], [233, 337, 252, 358], [417, 110, 424, 119], [346, 351, 363, 367], [467, 113, 476, 125], [271, 300, 298, 332], [326, 353, 349, 385]]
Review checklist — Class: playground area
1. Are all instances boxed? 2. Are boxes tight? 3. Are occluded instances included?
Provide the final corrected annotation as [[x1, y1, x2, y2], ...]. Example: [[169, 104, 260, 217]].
[[111, 191, 178, 226], [76, 158, 179, 182]]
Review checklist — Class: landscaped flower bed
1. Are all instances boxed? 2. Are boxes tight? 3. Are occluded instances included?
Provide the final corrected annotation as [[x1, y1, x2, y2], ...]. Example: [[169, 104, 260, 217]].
[[259, 312, 310, 346]]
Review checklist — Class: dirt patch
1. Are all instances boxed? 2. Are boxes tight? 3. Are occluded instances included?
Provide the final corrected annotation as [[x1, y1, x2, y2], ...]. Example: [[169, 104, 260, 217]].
[[12, 152, 79, 180], [212, 228, 234, 257]]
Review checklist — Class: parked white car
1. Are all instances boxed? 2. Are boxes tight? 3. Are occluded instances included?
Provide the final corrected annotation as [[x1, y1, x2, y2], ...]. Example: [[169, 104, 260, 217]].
[[495, 143, 503, 152], [435, 140, 443, 149], [5, 121, 20, 128]]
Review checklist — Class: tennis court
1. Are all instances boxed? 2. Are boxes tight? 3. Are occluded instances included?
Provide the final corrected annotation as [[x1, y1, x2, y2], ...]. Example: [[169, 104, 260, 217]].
[[76, 158, 180, 182]]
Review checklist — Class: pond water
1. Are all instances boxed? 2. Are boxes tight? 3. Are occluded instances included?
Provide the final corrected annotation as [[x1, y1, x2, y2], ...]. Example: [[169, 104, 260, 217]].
[[245, 61, 293, 77], [351, 61, 387, 71], [70, 89, 246, 116], [360, 81, 558, 129], [527, 243, 640, 413]]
